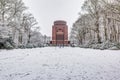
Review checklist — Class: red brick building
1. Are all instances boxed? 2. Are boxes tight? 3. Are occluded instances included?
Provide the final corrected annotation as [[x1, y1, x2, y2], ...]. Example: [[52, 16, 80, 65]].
[[50, 20, 70, 46]]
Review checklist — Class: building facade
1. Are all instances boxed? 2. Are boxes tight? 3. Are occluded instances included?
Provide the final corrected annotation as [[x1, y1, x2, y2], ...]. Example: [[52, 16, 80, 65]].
[[51, 20, 70, 46]]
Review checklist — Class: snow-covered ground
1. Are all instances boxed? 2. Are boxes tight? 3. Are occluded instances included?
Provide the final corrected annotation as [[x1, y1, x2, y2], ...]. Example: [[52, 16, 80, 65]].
[[0, 47, 120, 80]]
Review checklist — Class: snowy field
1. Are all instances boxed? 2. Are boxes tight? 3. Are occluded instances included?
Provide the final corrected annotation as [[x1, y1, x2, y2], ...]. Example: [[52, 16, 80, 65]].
[[0, 47, 120, 80]]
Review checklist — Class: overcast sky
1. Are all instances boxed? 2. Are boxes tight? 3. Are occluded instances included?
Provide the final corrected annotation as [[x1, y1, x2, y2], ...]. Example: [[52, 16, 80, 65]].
[[23, 0, 85, 36]]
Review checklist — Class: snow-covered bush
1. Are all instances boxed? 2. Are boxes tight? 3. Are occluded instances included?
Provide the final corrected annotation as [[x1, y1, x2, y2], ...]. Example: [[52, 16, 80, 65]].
[[108, 43, 120, 50], [4, 42, 14, 49], [116, 43, 120, 49], [18, 44, 26, 49], [79, 40, 120, 50], [80, 40, 98, 48], [100, 41, 117, 50], [26, 44, 34, 48], [38, 43, 45, 47], [92, 44, 102, 49], [0, 37, 15, 49], [109, 46, 119, 50]]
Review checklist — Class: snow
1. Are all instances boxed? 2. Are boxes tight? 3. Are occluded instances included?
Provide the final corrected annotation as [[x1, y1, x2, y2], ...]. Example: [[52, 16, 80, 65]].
[[0, 47, 120, 80]]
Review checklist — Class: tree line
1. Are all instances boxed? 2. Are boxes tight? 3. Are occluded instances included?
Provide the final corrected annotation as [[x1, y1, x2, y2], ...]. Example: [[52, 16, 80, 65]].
[[0, 0, 49, 49], [70, 0, 120, 49]]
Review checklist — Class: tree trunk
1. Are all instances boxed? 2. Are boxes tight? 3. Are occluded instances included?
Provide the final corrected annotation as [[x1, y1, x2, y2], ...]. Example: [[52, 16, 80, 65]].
[[96, 21, 101, 43], [103, 14, 108, 41], [95, 11, 101, 43]]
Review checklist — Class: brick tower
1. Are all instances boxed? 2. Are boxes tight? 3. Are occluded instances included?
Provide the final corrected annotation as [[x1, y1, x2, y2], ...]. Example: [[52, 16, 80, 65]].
[[51, 20, 70, 46]]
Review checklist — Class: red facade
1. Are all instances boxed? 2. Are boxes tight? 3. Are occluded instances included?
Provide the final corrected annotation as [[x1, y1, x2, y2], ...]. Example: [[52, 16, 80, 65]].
[[51, 20, 70, 46]]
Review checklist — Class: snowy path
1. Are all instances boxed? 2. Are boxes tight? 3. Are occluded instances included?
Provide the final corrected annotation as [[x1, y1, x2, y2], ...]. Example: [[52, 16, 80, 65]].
[[0, 47, 120, 80]]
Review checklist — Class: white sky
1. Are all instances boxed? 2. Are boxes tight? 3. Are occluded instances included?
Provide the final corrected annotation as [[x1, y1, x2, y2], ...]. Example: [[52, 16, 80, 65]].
[[23, 0, 85, 36]]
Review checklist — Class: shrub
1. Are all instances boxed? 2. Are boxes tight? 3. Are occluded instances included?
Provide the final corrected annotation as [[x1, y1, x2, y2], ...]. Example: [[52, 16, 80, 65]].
[[18, 44, 26, 49], [26, 44, 34, 48], [0, 37, 15, 49]]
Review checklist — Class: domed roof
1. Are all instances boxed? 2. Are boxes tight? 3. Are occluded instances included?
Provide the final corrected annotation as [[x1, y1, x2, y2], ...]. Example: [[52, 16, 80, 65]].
[[54, 20, 66, 25]]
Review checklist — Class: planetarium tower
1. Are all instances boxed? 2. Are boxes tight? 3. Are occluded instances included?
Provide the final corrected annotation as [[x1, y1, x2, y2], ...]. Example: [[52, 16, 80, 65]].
[[50, 20, 70, 46]]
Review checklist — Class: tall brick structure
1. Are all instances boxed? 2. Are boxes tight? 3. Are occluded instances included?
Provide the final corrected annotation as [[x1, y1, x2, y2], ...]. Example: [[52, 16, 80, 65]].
[[51, 20, 70, 46]]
